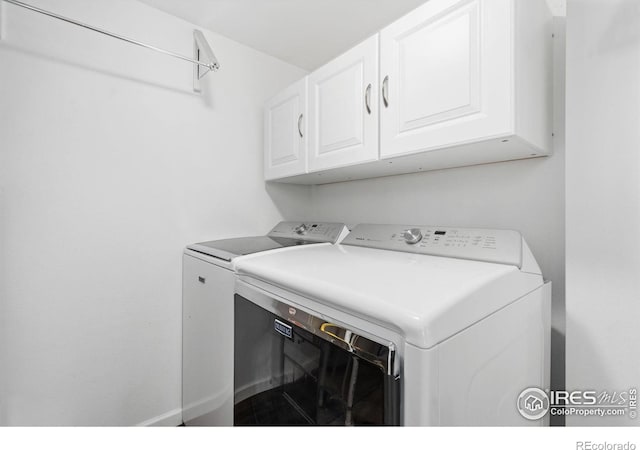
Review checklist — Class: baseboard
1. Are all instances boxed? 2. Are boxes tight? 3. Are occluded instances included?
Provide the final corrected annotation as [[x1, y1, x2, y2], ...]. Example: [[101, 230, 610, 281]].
[[136, 408, 183, 427]]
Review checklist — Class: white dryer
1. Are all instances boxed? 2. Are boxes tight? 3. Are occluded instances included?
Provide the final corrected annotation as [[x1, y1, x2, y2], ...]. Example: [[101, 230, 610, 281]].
[[233, 224, 551, 426], [182, 222, 349, 426]]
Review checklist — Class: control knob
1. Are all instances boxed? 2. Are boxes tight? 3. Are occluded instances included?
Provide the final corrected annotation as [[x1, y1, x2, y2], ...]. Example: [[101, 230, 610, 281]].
[[294, 224, 309, 235], [403, 228, 423, 244]]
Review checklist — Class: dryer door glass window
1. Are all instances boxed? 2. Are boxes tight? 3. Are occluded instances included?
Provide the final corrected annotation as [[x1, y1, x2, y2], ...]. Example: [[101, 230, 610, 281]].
[[234, 294, 400, 426]]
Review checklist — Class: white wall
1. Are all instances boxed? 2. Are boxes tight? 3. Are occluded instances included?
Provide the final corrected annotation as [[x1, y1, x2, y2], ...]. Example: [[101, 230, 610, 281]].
[[0, 0, 307, 426], [281, 19, 567, 415], [565, 0, 640, 426]]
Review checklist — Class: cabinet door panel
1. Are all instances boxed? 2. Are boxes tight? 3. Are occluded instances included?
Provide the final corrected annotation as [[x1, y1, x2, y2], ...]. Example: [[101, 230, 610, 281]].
[[308, 35, 379, 172], [380, 0, 513, 158], [317, 64, 363, 153], [264, 78, 307, 180], [399, 4, 480, 130]]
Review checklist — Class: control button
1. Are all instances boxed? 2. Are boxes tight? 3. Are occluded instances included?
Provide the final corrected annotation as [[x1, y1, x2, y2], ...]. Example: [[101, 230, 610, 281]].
[[403, 228, 423, 245], [294, 224, 309, 235]]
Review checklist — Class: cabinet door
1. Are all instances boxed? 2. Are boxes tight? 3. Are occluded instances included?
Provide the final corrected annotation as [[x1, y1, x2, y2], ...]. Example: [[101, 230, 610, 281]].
[[380, 0, 513, 158], [308, 35, 379, 172], [264, 78, 307, 180]]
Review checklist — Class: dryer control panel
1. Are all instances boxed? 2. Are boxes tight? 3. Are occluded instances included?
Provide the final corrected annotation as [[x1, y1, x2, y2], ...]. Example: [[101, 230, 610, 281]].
[[341, 224, 523, 267], [267, 222, 348, 244]]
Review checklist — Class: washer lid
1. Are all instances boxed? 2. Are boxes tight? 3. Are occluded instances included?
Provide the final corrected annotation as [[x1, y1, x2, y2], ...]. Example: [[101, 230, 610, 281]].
[[187, 221, 348, 261], [234, 244, 544, 349], [187, 236, 312, 262]]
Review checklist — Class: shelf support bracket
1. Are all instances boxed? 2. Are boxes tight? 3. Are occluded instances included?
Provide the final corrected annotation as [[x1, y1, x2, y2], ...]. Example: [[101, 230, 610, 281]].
[[193, 29, 219, 92]]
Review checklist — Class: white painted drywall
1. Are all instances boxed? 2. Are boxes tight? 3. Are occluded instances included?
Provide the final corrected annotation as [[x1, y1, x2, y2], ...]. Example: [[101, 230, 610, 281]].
[[0, 0, 307, 426], [565, 0, 640, 426], [283, 19, 566, 413]]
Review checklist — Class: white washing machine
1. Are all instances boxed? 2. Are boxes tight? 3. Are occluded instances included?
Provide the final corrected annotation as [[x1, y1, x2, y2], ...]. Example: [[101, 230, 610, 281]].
[[232, 224, 551, 426], [182, 221, 349, 426]]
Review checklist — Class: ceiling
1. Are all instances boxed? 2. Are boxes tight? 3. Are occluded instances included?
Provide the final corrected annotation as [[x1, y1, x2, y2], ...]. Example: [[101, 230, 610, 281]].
[[140, 0, 567, 71]]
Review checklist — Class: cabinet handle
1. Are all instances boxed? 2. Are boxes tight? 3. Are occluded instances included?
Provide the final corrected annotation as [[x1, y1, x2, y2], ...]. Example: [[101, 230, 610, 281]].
[[297, 113, 304, 138], [382, 75, 389, 108], [365, 83, 372, 114]]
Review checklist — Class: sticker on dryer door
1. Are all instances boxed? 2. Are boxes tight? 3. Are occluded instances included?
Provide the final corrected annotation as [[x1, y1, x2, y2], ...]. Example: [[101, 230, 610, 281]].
[[274, 319, 293, 339]]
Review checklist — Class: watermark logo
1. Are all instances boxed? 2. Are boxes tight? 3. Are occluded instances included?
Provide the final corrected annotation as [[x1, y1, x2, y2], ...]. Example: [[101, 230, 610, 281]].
[[517, 387, 638, 420], [576, 442, 636, 450], [517, 387, 550, 420]]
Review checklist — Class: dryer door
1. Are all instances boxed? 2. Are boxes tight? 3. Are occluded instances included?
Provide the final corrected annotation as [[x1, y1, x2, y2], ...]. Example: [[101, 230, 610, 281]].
[[233, 294, 400, 426]]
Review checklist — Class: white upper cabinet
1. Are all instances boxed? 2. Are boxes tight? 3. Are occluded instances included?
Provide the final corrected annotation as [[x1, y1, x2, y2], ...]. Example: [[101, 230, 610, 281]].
[[264, 0, 553, 184], [379, 0, 552, 159], [264, 78, 307, 180], [307, 35, 379, 172]]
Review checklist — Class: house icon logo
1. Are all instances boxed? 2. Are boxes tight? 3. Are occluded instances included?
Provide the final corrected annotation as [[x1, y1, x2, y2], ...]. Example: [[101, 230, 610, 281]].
[[517, 387, 550, 420], [525, 395, 544, 411]]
